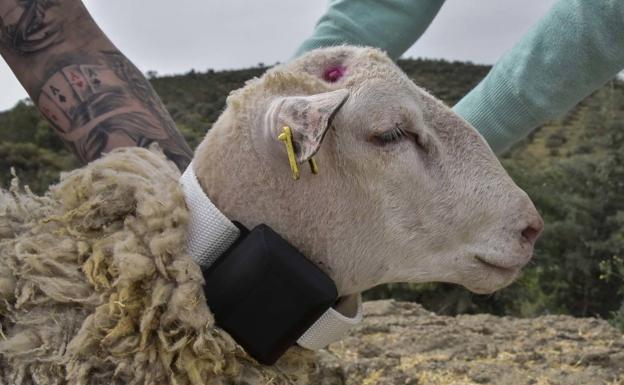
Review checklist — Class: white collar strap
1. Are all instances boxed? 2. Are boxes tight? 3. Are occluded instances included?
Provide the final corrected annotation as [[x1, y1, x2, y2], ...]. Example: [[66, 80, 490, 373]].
[[179, 163, 240, 266], [179, 163, 362, 351], [296, 291, 362, 349]]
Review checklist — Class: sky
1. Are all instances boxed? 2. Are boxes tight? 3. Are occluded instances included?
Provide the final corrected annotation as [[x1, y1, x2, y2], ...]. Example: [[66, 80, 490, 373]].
[[0, 0, 559, 112]]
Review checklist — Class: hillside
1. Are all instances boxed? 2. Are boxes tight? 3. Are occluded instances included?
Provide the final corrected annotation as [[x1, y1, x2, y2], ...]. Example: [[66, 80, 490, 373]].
[[0, 58, 623, 328]]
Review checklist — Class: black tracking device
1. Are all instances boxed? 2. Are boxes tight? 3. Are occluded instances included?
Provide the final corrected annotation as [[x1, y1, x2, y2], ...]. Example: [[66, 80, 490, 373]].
[[201, 224, 338, 365]]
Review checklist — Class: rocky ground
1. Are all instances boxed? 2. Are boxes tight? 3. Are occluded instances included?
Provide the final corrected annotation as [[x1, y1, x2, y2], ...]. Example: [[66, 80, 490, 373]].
[[315, 300, 624, 385]]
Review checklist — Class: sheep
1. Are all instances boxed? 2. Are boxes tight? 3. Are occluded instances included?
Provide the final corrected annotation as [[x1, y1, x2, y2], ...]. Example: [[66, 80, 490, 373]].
[[0, 46, 543, 384]]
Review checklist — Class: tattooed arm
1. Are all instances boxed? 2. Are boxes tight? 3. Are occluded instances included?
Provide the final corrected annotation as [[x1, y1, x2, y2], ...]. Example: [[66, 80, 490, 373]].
[[0, 0, 193, 170]]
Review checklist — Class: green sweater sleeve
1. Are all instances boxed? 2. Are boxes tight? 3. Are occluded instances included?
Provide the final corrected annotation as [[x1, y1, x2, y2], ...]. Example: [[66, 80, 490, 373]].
[[294, 0, 446, 60], [296, 0, 624, 154], [453, 0, 624, 153]]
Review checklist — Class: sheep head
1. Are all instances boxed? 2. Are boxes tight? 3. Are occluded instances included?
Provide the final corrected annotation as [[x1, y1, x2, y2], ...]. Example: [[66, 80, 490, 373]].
[[193, 46, 543, 297]]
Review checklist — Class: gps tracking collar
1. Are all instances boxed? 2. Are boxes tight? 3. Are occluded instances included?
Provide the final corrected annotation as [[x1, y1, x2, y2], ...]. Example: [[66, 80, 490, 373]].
[[179, 162, 362, 365]]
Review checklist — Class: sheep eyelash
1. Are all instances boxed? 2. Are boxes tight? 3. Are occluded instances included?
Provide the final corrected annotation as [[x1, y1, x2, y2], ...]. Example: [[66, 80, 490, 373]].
[[377, 123, 408, 144]]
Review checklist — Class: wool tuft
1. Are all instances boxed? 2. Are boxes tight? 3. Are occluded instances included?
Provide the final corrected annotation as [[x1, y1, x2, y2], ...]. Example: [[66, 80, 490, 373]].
[[0, 146, 319, 385]]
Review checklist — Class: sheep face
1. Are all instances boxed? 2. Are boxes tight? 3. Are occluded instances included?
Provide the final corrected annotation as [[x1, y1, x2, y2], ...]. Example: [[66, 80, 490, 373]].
[[194, 46, 543, 296]]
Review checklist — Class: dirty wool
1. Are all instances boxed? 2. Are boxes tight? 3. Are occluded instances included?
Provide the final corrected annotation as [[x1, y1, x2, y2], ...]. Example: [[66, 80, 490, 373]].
[[0, 147, 318, 385]]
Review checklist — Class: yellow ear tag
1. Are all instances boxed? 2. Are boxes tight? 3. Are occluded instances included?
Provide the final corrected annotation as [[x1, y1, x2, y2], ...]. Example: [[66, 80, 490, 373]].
[[277, 126, 319, 181]]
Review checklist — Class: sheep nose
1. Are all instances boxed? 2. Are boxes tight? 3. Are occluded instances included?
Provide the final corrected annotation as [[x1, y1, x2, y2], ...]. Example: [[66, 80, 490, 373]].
[[521, 215, 544, 246]]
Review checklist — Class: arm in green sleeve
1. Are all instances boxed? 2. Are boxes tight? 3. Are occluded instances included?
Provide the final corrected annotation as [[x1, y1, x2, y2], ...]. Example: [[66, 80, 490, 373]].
[[453, 0, 624, 154], [294, 0, 446, 60]]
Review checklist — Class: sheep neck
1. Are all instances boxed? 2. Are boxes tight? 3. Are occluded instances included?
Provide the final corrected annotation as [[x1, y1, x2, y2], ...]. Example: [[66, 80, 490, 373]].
[[179, 163, 363, 353]]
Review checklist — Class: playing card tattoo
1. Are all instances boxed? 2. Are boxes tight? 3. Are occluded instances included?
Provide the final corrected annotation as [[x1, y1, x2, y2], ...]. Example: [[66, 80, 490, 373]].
[[37, 53, 193, 168], [0, 0, 193, 170]]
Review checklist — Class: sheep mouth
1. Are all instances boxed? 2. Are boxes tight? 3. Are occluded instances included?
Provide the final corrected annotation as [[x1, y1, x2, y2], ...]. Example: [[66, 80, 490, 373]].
[[474, 256, 519, 275]]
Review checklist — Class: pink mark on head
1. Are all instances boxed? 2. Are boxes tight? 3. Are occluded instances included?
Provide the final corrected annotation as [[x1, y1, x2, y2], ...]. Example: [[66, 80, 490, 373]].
[[323, 65, 346, 82]]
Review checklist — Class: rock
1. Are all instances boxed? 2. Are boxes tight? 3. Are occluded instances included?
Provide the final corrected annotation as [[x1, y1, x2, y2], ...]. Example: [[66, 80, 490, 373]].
[[318, 300, 624, 385]]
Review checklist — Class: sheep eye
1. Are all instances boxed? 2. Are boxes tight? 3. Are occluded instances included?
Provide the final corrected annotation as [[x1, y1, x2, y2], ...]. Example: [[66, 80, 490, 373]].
[[375, 123, 407, 145], [374, 122, 427, 152]]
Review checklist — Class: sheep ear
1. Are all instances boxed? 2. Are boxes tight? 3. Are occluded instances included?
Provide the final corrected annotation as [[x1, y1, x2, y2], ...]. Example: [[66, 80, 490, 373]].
[[270, 89, 349, 163]]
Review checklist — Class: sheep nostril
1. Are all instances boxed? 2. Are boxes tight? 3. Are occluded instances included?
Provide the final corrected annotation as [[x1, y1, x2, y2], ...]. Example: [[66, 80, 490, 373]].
[[521, 220, 543, 245]]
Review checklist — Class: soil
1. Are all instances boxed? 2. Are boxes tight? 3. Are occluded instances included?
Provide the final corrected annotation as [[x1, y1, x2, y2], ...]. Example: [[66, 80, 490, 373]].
[[315, 300, 624, 385]]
